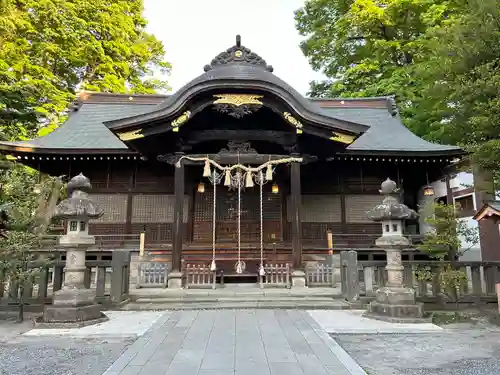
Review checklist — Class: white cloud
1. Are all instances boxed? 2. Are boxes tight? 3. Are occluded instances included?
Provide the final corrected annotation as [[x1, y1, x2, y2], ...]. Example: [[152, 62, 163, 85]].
[[143, 0, 326, 95]]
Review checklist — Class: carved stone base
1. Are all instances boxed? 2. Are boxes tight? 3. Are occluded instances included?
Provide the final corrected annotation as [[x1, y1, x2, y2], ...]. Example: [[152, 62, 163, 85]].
[[375, 286, 417, 305], [43, 304, 103, 323], [291, 270, 307, 288], [168, 271, 183, 289], [52, 287, 97, 307], [365, 286, 425, 323], [36, 312, 108, 328]]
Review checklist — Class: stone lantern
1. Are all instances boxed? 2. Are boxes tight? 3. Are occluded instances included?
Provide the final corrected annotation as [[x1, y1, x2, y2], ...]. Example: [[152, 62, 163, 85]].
[[365, 178, 424, 322], [43, 173, 105, 325]]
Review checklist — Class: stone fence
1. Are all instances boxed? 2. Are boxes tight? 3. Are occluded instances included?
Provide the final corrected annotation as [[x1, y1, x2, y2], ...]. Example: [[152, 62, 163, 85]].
[[0, 250, 131, 313], [339, 250, 500, 306]]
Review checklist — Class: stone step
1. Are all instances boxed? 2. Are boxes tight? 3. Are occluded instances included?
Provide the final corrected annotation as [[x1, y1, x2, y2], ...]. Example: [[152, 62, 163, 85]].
[[121, 299, 349, 311], [133, 296, 341, 303], [130, 287, 342, 300]]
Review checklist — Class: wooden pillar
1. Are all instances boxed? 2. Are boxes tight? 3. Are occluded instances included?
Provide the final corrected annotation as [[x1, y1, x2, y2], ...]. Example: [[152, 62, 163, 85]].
[[445, 174, 454, 206], [339, 169, 347, 234], [172, 153, 185, 272], [290, 158, 302, 269]]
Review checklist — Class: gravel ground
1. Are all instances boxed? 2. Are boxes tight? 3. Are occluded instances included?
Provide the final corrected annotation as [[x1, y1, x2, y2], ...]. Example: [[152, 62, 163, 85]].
[[0, 335, 133, 375], [333, 328, 500, 375]]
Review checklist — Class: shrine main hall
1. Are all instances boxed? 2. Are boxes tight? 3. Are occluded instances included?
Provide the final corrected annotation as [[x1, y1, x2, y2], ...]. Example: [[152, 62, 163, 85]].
[[0, 36, 465, 286]]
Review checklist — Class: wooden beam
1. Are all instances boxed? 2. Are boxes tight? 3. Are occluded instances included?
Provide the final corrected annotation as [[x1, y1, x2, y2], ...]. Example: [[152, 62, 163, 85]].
[[172, 153, 185, 271], [290, 156, 302, 269]]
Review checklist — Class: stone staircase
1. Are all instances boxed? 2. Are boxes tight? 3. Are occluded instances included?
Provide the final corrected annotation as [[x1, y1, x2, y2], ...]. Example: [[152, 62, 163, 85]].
[[121, 285, 349, 310]]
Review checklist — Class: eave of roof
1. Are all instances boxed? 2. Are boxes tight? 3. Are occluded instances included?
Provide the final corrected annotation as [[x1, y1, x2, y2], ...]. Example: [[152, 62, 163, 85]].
[[473, 201, 500, 221], [0, 94, 463, 157]]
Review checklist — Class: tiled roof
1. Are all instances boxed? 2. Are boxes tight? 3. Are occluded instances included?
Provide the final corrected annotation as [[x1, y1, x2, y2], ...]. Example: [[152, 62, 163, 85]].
[[0, 95, 461, 155], [320, 107, 460, 153]]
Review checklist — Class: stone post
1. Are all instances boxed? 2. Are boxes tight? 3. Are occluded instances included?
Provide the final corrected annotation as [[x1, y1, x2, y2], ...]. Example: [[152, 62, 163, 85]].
[[364, 178, 425, 322], [43, 174, 105, 326]]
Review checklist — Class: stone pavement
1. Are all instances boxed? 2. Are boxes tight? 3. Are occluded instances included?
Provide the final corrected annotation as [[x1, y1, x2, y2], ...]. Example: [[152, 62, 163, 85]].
[[309, 310, 442, 334], [102, 310, 367, 375], [24, 311, 164, 338]]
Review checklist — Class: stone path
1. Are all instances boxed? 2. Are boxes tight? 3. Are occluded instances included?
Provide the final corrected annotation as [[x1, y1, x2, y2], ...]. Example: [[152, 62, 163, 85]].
[[102, 310, 367, 375], [309, 310, 442, 334], [24, 311, 164, 338]]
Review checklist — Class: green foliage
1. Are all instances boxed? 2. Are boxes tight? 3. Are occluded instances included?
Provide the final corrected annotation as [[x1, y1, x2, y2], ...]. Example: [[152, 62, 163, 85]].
[[418, 203, 478, 260], [415, 203, 478, 308], [411, 0, 500, 178], [294, 0, 454, 113], [429, 311, 471, 326], [295, 0, 500, 180], [0, 164, 61, 321], [0, 0, 171, 140]]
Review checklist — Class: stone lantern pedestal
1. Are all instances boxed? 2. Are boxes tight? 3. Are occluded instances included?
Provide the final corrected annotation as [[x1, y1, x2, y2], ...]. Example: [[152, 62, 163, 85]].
[[42, 174, 106, 326], [367, 237, 424, 322], [364, 178, 425, 323]]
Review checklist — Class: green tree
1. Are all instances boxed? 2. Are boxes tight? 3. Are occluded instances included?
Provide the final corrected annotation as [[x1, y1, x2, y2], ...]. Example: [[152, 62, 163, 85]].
[[416, 203, 478, 309], [295, 0, 451, 95], [411, 0, 500, 178], [294, 0, 461, 133], [0, 165, 63, 322], [0, 0, 171, 140]]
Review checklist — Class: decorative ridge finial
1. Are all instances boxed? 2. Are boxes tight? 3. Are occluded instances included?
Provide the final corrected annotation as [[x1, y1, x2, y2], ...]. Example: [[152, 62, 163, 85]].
[[203, 35, 274, 73]]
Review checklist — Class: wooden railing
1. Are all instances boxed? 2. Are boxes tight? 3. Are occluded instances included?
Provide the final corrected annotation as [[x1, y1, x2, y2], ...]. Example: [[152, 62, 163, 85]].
[[306, 263, 335, 287], [136, 259, 169, 288], [184, 264, 216, 289], [40, 234, 141, 250], [262, 264, 291, 288], [38, 233, 423, 252], [0, 250, 131, 311]]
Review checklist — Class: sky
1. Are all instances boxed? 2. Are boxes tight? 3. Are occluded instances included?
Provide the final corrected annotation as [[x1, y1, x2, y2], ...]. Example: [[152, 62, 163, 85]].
[[143, 0, 326, 96]]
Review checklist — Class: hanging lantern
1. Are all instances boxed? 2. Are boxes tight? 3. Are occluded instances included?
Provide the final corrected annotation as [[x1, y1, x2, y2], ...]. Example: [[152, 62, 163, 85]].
[[236, 261, 243, 274], [423, 185, 435, 196], [203, 159, 211, 177], [265, 164, 273, 181], [271, 183, 279, 194], [197, 182, 205, 193], [224, 169, 231, 186], [245, 171, 254, 188]]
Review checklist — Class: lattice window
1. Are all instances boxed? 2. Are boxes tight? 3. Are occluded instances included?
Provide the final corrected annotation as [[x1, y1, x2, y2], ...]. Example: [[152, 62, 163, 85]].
[[286, 195, 341, 222], [345, 195, 381, 223], [194, 189, 281, 222], [194, 190, 214, 222], [131, 195, 188, 223], [89, 194, 128, 223]]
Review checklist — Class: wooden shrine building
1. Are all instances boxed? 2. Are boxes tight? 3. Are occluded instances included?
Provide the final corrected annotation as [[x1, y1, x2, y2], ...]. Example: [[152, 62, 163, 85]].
[[0, 36, 464, 280]]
